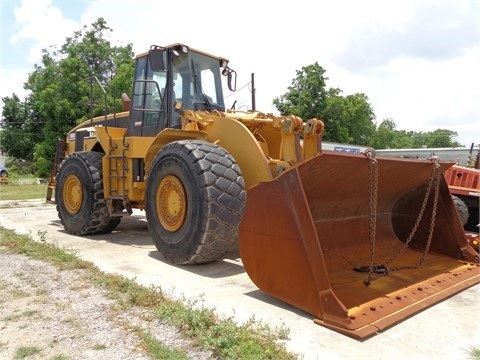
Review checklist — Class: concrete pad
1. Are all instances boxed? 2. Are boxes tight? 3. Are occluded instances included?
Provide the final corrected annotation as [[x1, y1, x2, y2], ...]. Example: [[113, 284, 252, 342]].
[[0, 200, 478, 359]]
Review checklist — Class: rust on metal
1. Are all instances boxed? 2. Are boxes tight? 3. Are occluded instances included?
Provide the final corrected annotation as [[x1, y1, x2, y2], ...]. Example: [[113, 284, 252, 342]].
[[239, 150, 480, 339], [444, 165, 479, 197]]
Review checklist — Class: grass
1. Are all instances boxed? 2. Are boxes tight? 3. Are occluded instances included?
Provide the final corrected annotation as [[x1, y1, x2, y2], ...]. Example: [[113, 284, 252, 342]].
[[0, 228, 296, 360], [138, 330, 190, 360], [467, 346, 480, 360], [13, 346, 42, 359], [0, 182, 47, 201], [2, 310, 41, 322], [0, 178, 296, 359]]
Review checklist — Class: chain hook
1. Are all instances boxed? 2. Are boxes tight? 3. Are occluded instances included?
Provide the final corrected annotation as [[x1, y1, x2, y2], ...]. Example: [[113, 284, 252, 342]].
[[364, 148, 376, 160]]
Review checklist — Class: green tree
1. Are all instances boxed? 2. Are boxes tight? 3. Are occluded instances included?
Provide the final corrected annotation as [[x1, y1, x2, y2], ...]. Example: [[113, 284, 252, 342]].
[[370, 119, 414, 149], [0, 94, 44, 161], [323, 92, 375, 145], [273, 62, 328, 120], [370, 118, 397, 149], [21, 17, 134, 176], [321, 88, 350, 143], [423, 129, 461, 148], [370, 119, 462, 149], [273, 63, 376, 145]]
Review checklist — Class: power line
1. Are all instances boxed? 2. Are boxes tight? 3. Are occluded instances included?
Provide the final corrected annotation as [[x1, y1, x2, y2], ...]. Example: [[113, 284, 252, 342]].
[[224, 81, 251, 99]]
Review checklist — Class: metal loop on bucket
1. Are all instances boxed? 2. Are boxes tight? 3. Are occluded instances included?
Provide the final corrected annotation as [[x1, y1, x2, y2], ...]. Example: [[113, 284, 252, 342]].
[[363, 148, 376, 159]]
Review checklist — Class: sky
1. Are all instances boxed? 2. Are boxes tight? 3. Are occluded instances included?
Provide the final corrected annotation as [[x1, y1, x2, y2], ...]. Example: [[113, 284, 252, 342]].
[[0, 0, 479, 147]]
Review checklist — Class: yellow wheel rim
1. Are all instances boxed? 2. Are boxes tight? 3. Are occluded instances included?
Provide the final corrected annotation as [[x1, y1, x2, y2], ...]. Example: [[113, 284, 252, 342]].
[[157, 175, 187, 232], [63, 174, 83, 215]]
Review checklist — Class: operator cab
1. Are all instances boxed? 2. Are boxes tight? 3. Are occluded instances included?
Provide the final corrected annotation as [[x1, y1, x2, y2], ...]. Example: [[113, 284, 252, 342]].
[[128, 44, 236, 137]]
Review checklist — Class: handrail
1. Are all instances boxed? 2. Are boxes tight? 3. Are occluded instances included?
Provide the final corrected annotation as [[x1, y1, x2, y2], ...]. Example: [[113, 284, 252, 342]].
[[87, 76, 108, 125]]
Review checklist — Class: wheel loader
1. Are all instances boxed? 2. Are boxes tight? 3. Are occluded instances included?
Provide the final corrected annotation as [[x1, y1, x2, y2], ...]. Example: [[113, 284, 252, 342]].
[[444, 147, 479, 252], [46, 43, 479, 339]]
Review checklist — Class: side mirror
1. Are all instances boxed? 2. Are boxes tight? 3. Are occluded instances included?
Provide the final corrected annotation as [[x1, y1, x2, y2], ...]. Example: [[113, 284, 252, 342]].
[[227, 69, 237, 92], [222, 67, 237, 92], [148, 45, 165, 72]]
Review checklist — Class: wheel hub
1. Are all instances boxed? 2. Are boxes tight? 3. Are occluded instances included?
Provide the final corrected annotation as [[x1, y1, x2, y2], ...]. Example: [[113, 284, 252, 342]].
[[157, 175, 187, 232], [63, 174, 83, 215]]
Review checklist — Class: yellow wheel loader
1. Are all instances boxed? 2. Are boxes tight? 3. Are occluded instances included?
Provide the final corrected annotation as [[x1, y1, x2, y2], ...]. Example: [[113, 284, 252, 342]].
[[47, 43, 479, 339]]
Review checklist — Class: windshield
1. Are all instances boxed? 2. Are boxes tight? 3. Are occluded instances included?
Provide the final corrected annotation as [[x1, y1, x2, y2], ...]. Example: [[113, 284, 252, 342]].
[[172, 50, 225, 111]]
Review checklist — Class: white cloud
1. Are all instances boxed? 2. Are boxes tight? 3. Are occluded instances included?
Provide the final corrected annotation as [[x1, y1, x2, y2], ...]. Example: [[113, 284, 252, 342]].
[[10, 0, 79, 63], [1, 0, 478, 147], [0, 68, 30, 100], [1, 0, 80, 115], [335, 1, 478, 71]]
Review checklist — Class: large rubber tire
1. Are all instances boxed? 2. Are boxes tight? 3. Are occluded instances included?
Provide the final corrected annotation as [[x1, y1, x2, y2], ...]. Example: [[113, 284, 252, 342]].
[[145, 140, 246, 264], [55, 151, 121, 235], [452, 195, 469, 226]]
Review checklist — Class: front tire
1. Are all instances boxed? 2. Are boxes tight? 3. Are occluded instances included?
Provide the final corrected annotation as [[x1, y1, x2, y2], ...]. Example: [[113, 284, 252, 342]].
[[55, 151, 121, 235], [452, 195, 469, 226], [145, 140, 246, 264]]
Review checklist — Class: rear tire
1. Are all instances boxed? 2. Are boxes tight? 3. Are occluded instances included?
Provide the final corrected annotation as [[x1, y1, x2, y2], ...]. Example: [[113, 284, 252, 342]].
[[452, 195, 469, 226], [55, 151, 121, 235], [145, 140, 246, 264]]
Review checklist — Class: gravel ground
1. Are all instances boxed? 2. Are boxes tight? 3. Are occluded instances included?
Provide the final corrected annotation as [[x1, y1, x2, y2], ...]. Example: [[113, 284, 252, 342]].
[[0, 252, 214, 360]]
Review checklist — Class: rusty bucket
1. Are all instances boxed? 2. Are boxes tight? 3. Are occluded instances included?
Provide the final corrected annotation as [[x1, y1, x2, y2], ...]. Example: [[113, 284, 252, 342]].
[[239, 150, 479, 339]]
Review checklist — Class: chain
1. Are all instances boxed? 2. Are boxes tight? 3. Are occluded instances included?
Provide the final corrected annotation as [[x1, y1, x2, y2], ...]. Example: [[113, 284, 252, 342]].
[[364, 149, 379, 286], [388, 156, 441, 270], [357, 156, 442, 285]]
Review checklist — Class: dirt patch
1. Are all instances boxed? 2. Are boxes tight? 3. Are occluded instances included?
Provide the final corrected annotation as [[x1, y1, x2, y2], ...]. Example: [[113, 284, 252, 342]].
[[0, 252, 213, 359]]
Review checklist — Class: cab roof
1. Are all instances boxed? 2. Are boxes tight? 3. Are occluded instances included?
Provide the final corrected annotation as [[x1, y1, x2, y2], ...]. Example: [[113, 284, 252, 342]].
[[134, 43, 229, 66]]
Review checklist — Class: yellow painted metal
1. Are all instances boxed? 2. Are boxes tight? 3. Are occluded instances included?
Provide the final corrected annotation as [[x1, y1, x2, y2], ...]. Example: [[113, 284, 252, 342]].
[[63, 174, 82, 215], [65, 113, 129, 154], [69, 112, 130, 134], [143, 112, 280, 189], [279, 115, 303, 164], [302, 118, 325, 160], [224, 110, 284, 159], [62, 108, 323, 207], [203, 114, 273, 189], [156, 175, 187, 232], [124, 137, 155, 158], [93, 126, 128, 150], [144, 129, 207, 177], [94, 126, 158, 205]]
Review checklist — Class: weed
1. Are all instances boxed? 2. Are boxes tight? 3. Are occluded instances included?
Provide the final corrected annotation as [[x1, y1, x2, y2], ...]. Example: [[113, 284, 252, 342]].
[[0, 280, 8, 290], [93, 343, 107, 350], [37, 229, 47, 242], [35, 288, 49, 296], [155, 299, 294, 359], [14, 346, 42, 359], [23, 310, 41, 318], [466, 346, 480, 360], [0, 228, 91, 271], [51, 355, 70, 360], [137, 330, 189, 360], [0, 227, 296, 359], [3, 314, 19, 322], [3, 310, 40, 322]]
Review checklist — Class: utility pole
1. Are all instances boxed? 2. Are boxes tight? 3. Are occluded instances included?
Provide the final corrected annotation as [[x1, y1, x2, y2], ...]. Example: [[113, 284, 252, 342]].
[[251, 73, 256, 111]]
